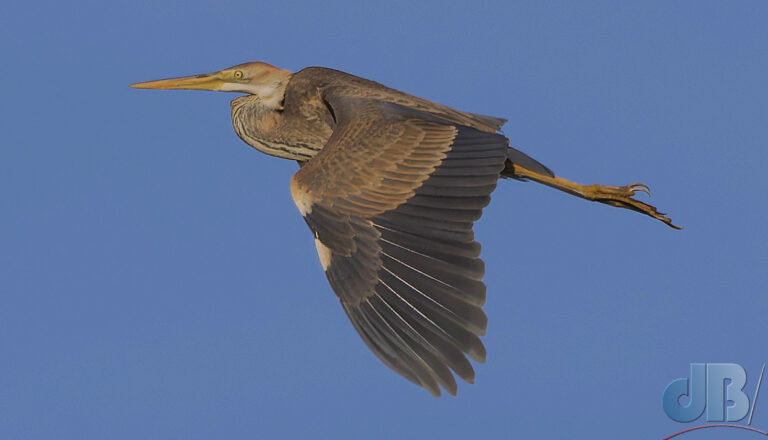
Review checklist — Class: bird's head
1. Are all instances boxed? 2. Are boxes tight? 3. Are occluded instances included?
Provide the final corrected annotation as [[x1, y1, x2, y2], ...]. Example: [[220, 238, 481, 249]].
[[130, 61, 292, 109]]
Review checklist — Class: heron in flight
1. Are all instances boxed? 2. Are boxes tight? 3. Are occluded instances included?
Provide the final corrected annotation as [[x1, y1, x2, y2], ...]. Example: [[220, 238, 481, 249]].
[[131, 62, 678, 396]]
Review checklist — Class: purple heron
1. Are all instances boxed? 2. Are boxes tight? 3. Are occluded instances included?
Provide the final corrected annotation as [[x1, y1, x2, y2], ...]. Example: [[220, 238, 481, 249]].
[[131, 62, 678, 396]]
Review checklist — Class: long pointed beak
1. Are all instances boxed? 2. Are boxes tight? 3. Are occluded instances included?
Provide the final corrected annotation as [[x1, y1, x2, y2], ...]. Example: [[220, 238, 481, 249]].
[[130, 72, 225, 91]]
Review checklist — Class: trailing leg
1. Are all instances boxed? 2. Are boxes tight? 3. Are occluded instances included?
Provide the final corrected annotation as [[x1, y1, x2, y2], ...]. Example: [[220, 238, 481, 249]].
[[504, 160, 680, 229]]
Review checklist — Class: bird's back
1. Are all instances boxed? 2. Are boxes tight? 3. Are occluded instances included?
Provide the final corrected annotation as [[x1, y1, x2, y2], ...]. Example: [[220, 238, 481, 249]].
[[286, 67, 507, 135]]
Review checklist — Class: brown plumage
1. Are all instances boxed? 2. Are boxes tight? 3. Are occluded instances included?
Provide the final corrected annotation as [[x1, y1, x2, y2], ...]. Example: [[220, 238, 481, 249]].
[[131, 61, 679, 396]]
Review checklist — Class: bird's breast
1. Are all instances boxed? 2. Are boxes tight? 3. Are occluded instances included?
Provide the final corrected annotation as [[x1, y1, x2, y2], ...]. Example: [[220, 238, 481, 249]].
[[231, 95, 331, 161], [244, 137, 321, 161]]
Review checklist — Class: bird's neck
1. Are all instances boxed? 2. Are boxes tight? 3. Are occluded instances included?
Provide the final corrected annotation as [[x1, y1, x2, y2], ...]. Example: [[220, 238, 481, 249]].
[[255, 71, 292, 110], [231, 95, 321, 161]]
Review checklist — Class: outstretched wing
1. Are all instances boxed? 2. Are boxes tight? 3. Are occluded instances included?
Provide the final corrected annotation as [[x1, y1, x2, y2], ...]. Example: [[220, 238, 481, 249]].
[[290, 94, 507, 396]]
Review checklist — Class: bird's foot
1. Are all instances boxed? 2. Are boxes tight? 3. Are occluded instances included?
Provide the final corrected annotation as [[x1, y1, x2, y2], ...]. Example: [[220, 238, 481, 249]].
[[584, 183, 681, 229]]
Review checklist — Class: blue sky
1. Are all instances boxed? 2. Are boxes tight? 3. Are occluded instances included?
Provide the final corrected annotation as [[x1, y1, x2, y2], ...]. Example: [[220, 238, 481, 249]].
[[1, 1, 767, 439]]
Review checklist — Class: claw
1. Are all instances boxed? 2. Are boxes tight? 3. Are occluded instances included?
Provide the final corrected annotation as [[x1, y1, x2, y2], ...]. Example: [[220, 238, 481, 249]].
[[630, 183, 651, 197], [634, 204, 681, 230], [660, 216, 683, 230]]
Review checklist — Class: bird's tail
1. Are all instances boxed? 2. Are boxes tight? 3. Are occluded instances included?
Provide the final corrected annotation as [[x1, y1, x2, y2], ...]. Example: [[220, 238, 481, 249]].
[[501, 147, 554, 180]]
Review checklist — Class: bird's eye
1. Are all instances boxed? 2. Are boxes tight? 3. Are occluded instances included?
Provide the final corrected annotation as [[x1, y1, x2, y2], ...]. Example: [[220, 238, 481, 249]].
[[233, 70, 244, 80]]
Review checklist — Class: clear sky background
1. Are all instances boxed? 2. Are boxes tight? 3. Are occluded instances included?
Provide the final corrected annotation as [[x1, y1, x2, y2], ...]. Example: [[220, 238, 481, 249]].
[[1, 1, 767, 439]]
